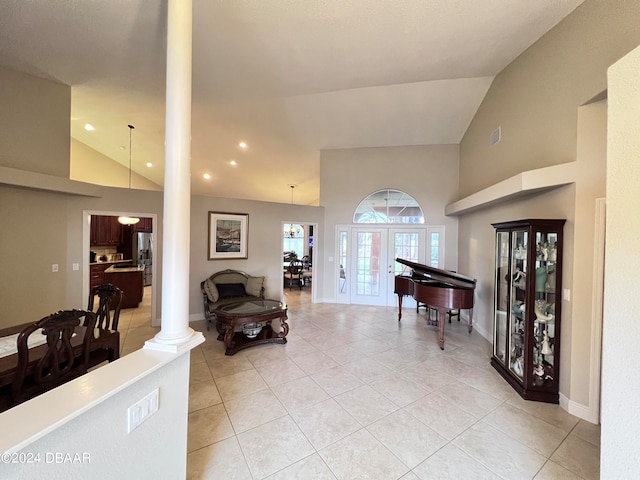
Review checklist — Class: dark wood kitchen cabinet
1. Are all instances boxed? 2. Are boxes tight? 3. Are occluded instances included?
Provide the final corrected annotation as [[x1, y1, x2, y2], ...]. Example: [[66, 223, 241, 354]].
[[90, 261, 132, 289], [132, 217, 153, 233], [90, 215, 124, 246]]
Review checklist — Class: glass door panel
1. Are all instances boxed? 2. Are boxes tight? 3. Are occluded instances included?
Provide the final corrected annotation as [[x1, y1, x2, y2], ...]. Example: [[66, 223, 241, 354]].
[[532, 229, 558, 387], [509, 230, 527, 380], [494, 231, 510, 365], [388, 228, 426, 307], [350, 228, 388, 305]]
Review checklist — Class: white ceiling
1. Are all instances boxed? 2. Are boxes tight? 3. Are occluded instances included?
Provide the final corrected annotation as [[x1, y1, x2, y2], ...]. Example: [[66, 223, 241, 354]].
[[0, 0, 584, 206]]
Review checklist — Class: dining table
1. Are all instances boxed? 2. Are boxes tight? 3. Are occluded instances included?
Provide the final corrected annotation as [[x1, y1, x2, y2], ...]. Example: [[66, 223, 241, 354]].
[[0, 321, 120, 389]]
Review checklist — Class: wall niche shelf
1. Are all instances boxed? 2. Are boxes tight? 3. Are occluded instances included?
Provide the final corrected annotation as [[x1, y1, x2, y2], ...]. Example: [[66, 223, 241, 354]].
[[445, 162, 577, 216], [0, 166, 103, 197]]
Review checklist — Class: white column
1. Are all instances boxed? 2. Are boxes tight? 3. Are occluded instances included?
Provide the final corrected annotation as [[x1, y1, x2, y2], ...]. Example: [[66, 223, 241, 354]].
[[146, 0, 203, 351]]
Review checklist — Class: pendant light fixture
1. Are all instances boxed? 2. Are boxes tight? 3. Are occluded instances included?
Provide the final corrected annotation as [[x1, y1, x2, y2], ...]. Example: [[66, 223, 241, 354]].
[[118, 124, 141, 225], [284, 185, 300, 237]]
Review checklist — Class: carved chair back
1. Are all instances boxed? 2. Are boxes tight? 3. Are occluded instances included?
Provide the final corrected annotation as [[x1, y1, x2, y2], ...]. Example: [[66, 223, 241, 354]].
[[88, 283, 123, 331], [12, 310, 96, 405]]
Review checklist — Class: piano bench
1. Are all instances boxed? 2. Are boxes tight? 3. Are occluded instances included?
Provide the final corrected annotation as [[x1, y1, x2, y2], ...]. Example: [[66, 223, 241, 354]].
[[417, 303, 460, 323]]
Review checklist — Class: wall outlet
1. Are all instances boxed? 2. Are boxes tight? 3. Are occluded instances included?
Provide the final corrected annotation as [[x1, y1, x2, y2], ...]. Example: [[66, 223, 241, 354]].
[[72, 263, 79, 271], [127, 388, 159, 433], [51, 264, 59, 272]]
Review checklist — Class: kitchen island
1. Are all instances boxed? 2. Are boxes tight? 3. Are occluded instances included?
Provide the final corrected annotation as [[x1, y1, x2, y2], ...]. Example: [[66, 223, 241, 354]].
[[103, 264, 145, 308]]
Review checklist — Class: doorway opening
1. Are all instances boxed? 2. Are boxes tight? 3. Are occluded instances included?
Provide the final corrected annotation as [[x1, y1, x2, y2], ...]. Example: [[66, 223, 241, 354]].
[[282, 222, 317, 304], [84, 210, 157, 331]]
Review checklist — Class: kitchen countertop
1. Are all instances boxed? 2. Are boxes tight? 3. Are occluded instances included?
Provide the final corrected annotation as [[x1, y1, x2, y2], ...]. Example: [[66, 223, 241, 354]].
[[104, 265, 145, 274], [90, 259, 133, 266]]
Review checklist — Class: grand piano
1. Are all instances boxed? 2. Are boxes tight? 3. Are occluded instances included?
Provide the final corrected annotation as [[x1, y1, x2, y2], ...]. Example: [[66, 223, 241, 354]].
[[394, 258, 476, 350]]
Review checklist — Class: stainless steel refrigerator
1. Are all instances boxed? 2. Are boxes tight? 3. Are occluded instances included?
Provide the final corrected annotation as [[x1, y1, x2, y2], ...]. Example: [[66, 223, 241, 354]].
[[133, 232, 153, 286]]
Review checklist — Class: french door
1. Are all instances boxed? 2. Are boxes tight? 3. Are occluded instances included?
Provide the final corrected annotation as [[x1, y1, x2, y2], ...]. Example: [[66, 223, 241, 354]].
[[342, 226, 439, 306]]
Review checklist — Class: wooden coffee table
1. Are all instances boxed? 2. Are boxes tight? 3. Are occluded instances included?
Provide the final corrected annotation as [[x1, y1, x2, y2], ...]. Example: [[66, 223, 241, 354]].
[[215, 299, 289, 355]]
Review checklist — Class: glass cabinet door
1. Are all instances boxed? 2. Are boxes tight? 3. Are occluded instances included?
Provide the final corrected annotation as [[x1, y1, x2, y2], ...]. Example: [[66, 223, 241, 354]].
[[491, 218, 564, 403], [531, 229, 558, 387], [493, 231, 510, 364], [509, 230, 527, 380]]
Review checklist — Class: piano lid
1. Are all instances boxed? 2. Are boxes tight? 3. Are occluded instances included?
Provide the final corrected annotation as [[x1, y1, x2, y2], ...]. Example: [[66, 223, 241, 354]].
[[395, 258, 476, 288]]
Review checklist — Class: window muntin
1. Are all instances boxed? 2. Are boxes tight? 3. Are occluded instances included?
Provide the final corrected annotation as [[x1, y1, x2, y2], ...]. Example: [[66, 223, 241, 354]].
[[354, 189, 424, 224]]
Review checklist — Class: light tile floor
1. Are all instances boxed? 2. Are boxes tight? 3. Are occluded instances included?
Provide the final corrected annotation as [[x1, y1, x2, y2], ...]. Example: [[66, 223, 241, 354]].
[[119, 287, 601, 480]]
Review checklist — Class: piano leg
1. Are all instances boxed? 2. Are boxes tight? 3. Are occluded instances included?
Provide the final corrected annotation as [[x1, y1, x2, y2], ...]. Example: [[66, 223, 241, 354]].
[[468, 308, 473, 334], [397, 295, 404, 321], [436, 307, 447, 350]]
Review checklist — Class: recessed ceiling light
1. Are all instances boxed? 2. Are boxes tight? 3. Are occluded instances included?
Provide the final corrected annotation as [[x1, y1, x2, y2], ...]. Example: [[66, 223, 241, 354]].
[[203, 173, 211, 180], [239, 142, 247, 149], [229, 160, 237, 166], [84, 123, 95, 131], [146, 162, 153, 168]]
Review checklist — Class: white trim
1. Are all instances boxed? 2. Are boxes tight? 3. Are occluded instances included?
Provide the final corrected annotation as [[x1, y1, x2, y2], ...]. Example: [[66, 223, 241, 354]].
[[144, 331, 204, 353], [560, 392, 593, 422], [587, 197, 606, 424]]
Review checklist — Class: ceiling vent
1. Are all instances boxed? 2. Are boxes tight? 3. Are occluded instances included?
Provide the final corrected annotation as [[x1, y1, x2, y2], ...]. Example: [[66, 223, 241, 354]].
[[490, 126, 502, 146]]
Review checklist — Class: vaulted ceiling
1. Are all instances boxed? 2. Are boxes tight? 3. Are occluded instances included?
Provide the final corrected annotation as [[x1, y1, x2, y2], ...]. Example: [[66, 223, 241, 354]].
[[0, 0, 584, 205]]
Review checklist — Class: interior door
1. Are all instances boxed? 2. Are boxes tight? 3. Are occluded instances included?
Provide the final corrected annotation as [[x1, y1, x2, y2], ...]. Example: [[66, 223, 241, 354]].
[[387, 228, 426, 307], [348, 227, 428, 306], [349, 228, 388, 305]]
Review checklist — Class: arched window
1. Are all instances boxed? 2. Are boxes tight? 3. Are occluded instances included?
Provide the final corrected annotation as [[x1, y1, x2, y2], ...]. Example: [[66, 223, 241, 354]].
[[353, 189, 424, 224]]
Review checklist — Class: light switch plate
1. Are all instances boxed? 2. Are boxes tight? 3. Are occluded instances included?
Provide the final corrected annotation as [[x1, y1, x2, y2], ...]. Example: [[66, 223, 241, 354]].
[[127, 388, 159, 433]]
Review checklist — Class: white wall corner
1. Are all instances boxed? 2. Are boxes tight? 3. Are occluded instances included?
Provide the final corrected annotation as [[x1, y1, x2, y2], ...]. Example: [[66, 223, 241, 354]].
[[560, 392, 598, 424]]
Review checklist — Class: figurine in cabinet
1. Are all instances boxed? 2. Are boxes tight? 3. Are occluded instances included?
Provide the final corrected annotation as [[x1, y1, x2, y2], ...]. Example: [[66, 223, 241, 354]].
[[491, 219, 565, 404]]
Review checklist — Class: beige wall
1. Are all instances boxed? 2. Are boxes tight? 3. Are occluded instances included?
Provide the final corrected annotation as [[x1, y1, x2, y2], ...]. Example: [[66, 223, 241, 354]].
[[456, 0, 639, 414], [319, 145, 460, 300], [571, 100, 607, 410], [71, 138, 162, 191], [0, 186, 70, 325], [0, 67, 71, 177], [0, 183, 165, 328], [459, 0, 640, 197], [602, 43, 640, 478], [0, 180, 324, 328], [189, 194, 324, 322]]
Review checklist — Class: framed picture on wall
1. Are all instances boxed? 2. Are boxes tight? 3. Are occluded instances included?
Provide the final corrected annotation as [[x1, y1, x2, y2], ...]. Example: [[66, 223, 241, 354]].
[[208, 212, 248, 260]]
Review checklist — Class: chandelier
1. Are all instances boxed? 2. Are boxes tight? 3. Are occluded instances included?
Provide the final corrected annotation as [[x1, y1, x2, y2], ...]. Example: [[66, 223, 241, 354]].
[[284, 224, 301, 238], [284, 185, 300, 237]]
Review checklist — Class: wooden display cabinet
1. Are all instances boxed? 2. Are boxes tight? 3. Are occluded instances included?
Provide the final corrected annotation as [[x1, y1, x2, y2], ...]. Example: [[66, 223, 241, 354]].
[[491, 219, 565, 403]]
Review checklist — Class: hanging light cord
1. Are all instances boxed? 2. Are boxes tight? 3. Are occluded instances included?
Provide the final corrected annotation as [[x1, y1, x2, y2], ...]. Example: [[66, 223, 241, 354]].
[[128, 124, 135, 189]]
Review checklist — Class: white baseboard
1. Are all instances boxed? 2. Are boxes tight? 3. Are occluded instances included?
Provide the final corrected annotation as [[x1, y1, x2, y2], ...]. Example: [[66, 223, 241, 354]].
[[560, 393, 599, 424], [460, 311, 491, 342]]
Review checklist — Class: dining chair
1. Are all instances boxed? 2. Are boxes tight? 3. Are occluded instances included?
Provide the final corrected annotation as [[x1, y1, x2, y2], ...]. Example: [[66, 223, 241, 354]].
[[87, 283, 123, 368], [88, 283, 123, 331], [11, 309, 96, 406], [285, 260, 304, 290]]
